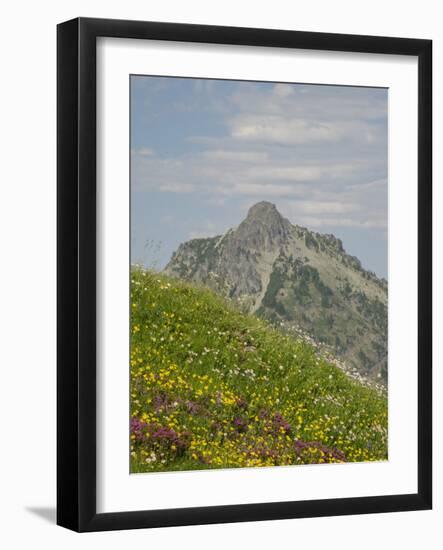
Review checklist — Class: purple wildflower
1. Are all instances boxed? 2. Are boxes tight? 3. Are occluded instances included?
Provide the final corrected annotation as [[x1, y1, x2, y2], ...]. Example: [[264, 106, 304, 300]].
[[185, 400, 200, 414], [272, 412, 292, 435], [233, 417, 248, 433], [130, 416, 147, 442], [294, 439, 346, 463], [148, 425, 191, 455]]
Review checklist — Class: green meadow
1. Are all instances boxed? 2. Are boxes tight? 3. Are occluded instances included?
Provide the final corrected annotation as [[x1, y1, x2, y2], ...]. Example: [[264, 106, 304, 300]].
[[130, 268, 388, 473]]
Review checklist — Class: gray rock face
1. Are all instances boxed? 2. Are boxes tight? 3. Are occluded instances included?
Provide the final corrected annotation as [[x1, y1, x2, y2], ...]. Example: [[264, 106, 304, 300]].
[[165, 201, 388, 382], [235, 201, 291, 251]]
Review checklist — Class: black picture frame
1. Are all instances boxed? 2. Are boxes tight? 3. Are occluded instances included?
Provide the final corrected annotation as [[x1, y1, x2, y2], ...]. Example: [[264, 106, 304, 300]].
[[57, 17, 432, 532]]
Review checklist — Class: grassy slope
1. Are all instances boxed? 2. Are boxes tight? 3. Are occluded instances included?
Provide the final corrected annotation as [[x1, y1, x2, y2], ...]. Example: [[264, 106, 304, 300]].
[[130, 268, 387, 473]]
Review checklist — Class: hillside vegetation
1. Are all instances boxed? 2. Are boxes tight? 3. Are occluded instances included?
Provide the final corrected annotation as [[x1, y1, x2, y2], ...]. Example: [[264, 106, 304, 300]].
[[130, 268, 388, 473]]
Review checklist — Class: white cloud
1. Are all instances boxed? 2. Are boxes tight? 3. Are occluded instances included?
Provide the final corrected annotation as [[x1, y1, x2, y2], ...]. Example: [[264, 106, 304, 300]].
[[214, 183, 308, 197], [202, 150, 268, 162], [229, 115, 344, 145], [188, 221, 219, 239], [294, 216, 387, 229], [290, 201, 359, 215], [131, 81, 387, 232], [132, 150, 362, 196], [278, 179, 387, 230], [273, 83, 295, 98], [158, 182, 197, 193], [135, 147, 155, 157], [242, 163, 356, 183], [295, 216, 358, 228]]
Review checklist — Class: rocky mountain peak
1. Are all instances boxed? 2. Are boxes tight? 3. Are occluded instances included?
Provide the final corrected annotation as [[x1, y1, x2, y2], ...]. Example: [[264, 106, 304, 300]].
[[246, 200, 279, 218], [235, 201, 291, 250], [164, 202, 388, 382]]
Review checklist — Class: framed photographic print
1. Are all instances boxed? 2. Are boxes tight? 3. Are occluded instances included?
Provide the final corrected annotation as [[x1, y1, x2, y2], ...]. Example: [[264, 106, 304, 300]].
[[57, 17, 432, 532]]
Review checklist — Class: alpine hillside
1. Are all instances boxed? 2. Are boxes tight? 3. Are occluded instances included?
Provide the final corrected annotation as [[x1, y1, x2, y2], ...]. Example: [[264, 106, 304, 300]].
[[164, 202, 388, 382]]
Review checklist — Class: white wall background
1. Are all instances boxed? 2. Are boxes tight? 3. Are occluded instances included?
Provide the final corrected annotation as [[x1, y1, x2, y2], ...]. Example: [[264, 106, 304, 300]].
[[0, 1, 440, 548]]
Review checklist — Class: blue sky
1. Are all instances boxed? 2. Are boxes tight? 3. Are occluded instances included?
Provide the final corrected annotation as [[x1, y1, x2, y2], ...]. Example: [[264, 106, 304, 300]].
[[131, 76, 388, 279]]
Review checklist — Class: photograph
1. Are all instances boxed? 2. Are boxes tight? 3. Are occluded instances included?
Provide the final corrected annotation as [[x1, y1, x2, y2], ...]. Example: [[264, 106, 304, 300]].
[[0, 0, 436, 543], [129, 75, 389, 473]]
